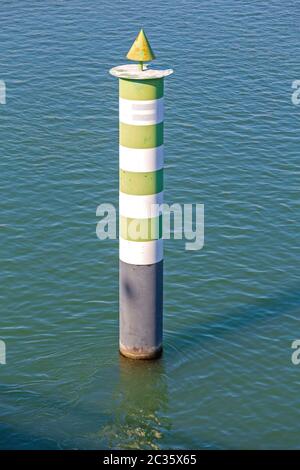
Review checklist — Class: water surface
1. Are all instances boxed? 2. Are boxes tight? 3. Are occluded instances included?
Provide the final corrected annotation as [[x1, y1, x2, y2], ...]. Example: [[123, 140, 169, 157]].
[[1, 0, 300, 449]]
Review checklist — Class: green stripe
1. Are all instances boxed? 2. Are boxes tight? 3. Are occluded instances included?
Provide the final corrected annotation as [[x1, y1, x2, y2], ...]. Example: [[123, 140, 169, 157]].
[[120, 215, 162, 241], [120, 122, 163, 149], [119, 78, 164, 100], [120, 169, 164, 195]]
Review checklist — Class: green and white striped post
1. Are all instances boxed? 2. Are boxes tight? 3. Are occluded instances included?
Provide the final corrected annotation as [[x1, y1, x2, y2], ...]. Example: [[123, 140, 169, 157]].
[[110, 30, 173, 359]]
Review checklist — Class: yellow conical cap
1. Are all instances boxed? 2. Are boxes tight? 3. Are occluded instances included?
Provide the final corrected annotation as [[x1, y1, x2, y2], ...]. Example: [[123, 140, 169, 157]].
[[126, 29, 156, 62]]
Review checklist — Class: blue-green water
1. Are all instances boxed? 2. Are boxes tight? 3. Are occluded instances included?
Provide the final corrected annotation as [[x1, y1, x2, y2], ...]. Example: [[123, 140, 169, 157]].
[[1, 0, 300, 449]]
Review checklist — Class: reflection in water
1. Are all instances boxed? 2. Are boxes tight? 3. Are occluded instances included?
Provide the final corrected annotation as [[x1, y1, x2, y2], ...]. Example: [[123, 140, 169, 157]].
[[101, 356, 170, 450]]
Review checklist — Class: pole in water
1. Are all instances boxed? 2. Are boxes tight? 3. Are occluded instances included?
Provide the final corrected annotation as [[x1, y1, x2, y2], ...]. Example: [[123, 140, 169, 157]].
[[110, 29, 173, 359]]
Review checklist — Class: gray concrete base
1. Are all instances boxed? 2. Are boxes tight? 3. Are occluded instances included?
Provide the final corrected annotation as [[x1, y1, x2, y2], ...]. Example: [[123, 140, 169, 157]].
[[119, 259, 163, 360]]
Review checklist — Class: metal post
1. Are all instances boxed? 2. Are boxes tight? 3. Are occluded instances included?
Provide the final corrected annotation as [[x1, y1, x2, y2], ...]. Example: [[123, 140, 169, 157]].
[[110, 30, 173, 359]]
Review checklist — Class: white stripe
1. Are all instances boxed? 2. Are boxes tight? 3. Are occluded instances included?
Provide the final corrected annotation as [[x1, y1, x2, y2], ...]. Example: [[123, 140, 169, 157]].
[[120, 238, 163, 265], [119, 192, 164, 219], [119, 145, 164, 172], [119, 97, 164, 126]]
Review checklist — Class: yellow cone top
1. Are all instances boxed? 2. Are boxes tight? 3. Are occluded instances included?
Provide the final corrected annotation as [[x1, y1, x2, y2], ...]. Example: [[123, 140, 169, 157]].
[[126, 29, 156, 63]]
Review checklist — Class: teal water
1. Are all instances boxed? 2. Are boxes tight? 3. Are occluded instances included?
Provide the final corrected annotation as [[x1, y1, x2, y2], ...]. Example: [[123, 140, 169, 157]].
[[1, 0, 300, 449]]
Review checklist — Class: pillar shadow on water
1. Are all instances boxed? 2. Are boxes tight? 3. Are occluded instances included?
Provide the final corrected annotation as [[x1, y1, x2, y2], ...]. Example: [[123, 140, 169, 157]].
[[165, 284, 300, 361], [104, 355, 170, 450]]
